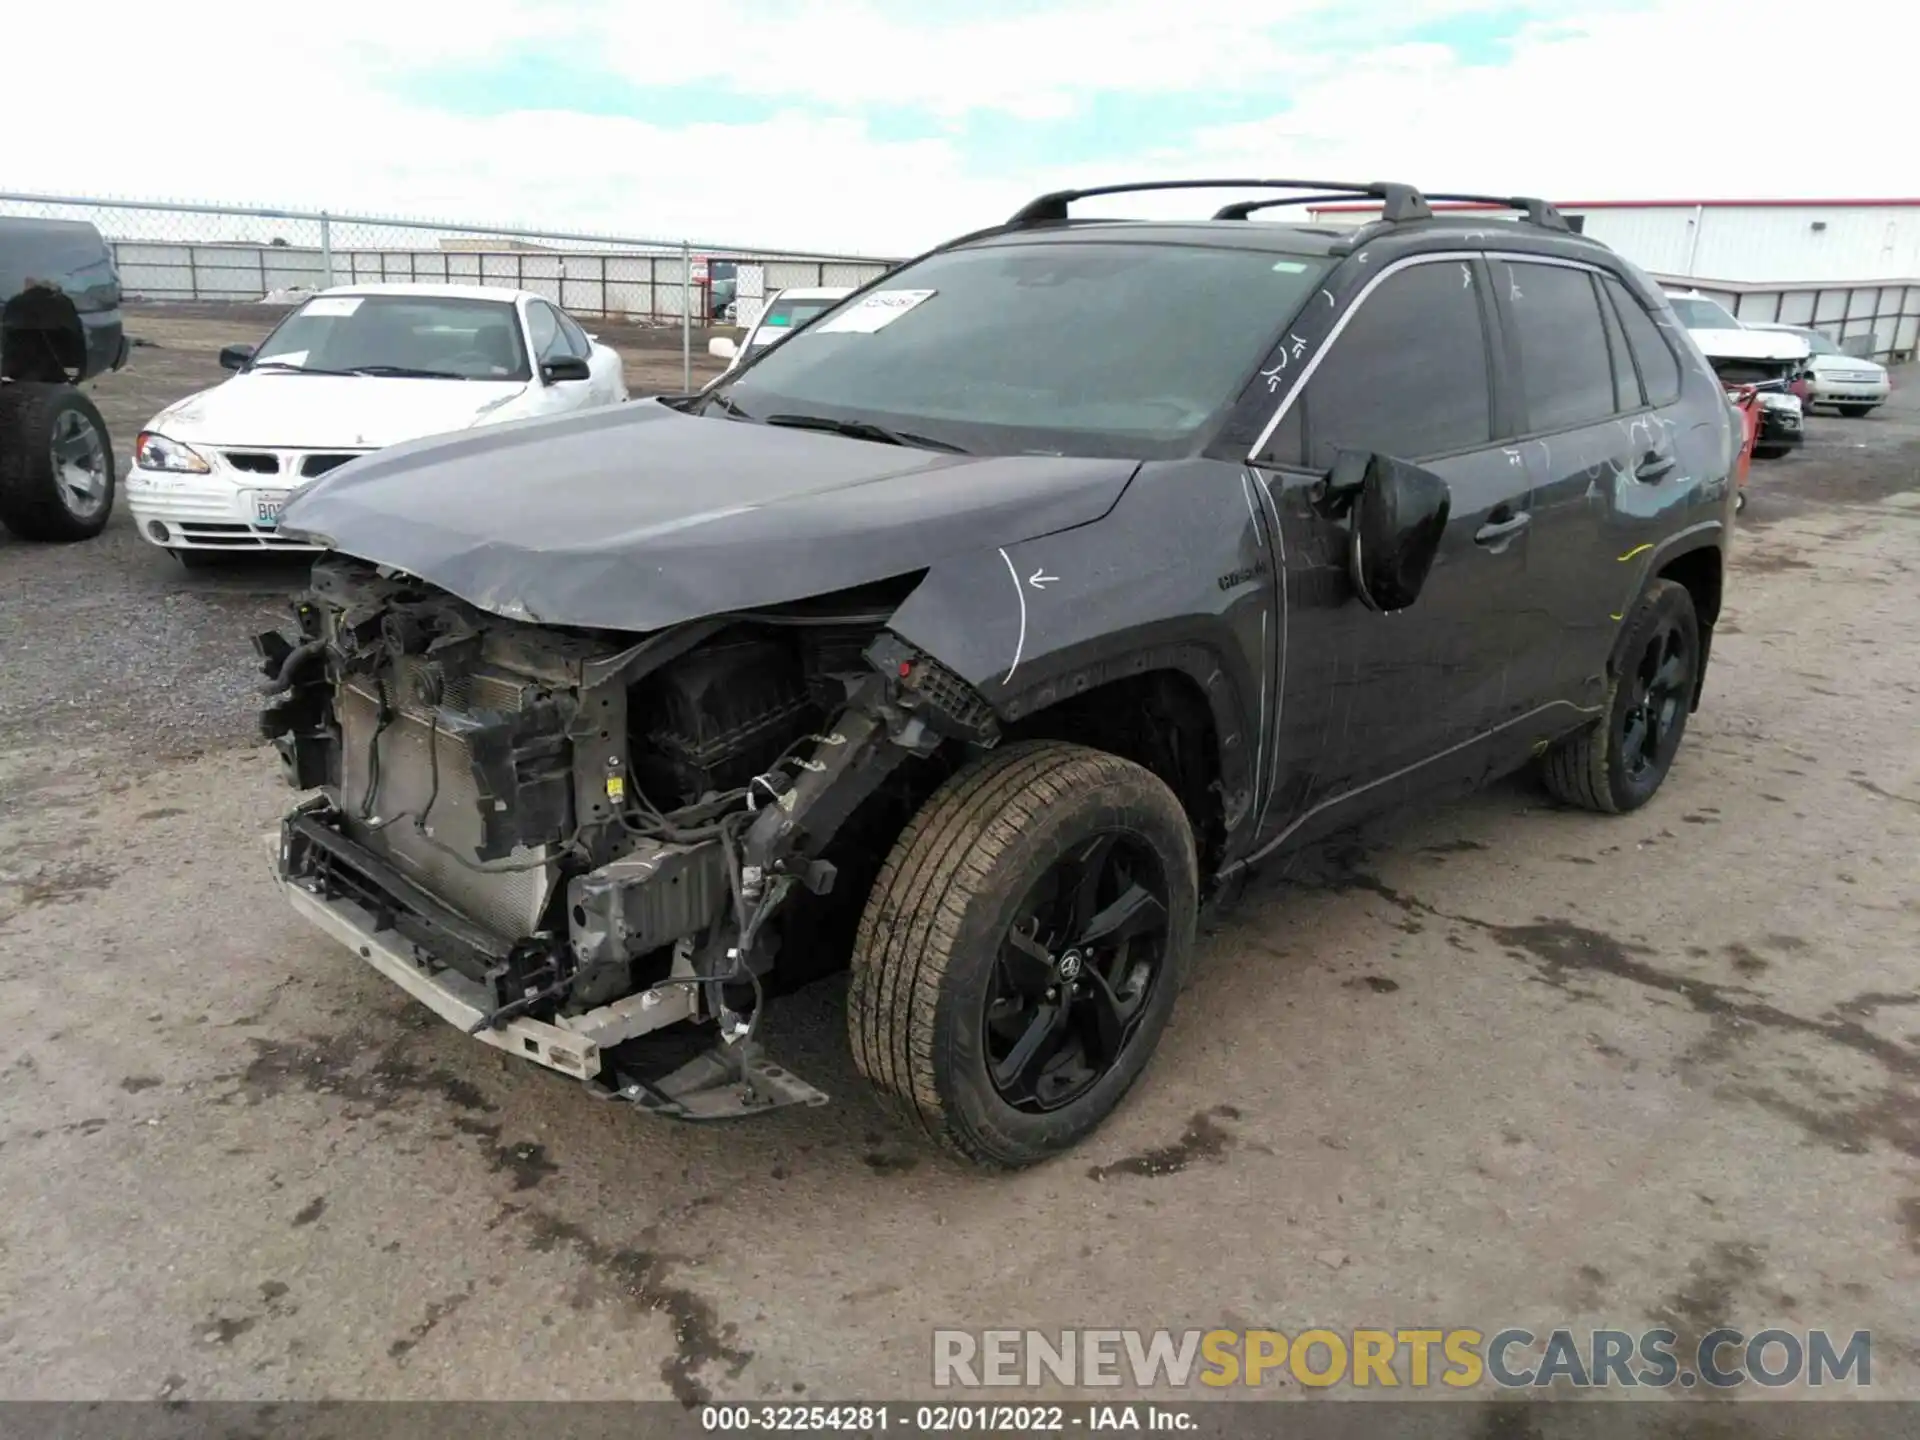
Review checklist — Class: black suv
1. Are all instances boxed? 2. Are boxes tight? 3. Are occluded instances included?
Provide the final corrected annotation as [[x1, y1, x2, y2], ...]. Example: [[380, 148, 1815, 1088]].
[[1, 217, 129, 541], [260, 180, 1736, 1168]]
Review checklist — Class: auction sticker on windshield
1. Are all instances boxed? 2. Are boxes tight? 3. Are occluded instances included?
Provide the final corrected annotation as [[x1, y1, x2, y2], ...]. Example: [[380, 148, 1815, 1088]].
[[814, 289, 936, 335], [303, 296, 364, 317]]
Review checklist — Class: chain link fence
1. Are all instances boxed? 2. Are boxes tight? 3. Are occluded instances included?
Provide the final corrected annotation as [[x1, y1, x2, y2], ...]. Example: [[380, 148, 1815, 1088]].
[[0, 193, 898, 325]]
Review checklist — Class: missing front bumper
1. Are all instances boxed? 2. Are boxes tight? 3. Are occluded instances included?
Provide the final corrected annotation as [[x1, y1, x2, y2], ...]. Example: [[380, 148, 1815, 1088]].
[[280, 879, 608, 1079], [272, 808, 829, 1120]]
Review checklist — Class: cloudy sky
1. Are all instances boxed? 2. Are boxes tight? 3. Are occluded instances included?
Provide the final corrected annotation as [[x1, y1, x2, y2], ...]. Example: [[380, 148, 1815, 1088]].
[[14, 0, 1907, 256]]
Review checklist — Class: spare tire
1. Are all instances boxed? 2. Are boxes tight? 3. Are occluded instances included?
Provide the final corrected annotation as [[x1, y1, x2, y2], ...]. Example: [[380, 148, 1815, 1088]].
[[0, 383, 116, 542]]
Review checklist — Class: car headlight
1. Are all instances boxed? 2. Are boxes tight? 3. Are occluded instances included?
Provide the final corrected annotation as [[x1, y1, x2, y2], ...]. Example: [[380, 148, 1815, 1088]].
[[134, 432, 212, 474]]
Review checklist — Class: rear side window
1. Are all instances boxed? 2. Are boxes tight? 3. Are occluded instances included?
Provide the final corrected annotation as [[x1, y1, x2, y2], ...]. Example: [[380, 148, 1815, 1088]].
[[1302, 259, 1492, 467], [1496, 260, 1616, 432], [1604, 277, 1683, 407], [1596, 281, 1639, 412]]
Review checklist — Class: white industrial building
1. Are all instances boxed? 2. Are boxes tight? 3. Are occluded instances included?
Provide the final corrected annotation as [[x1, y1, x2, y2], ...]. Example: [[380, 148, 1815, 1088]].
[[1306, 198, 1920, 361]]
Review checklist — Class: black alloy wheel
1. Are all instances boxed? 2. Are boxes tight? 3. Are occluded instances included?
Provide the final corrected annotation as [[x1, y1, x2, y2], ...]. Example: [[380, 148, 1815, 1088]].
[[984, 831, 1170, 1113], [1619, 614, 1694, 788], [848, 741, 1198, 1168], [1540, 578, 1701, 814]]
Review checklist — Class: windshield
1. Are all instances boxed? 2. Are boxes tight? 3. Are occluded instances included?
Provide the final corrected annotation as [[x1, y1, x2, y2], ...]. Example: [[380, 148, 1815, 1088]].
[[251, 295, 530, 381], [1667, 296, 1742, 331], [749, 296, 842, 345], [1796, 329, 1841, 355], [709, 240, 1332, 458]]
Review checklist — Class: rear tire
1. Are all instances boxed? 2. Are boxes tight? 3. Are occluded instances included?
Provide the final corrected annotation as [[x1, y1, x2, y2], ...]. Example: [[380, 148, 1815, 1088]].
[[0, 383, 116, 542], [1838, 404, 1876, 418], [1541, 579, 1700, 815], [1751, 443, 1788, 460], [849, 741, 1197, 1169]]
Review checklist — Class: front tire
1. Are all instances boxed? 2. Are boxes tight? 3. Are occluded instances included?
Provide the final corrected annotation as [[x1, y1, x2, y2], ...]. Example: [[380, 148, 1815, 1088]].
[[849, 741, 1197, 1169], [0, 383, 116, 542], [1541, 579, 1700, 814]]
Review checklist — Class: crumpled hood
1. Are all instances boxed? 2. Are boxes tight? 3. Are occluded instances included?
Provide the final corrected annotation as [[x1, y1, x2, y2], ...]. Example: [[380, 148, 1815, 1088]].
[[1684, 327, 1809, 364], [146, 373, 529, 450], [279, 399, 1139, 630]]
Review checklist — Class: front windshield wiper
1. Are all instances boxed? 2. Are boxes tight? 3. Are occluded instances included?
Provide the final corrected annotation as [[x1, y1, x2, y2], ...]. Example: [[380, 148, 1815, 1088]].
[[349, 365, 470, 380], [763, 413, 968, 454], [246, 361, 357, 376], [705, 391, 752, 419]]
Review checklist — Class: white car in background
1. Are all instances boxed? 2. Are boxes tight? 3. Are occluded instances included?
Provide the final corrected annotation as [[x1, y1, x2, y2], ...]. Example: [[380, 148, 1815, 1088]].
[[1663, 288, 1811, 459], [126, 284, 628, 565], [708, 286, 853, 376], [1746, 322, 1891, 417]]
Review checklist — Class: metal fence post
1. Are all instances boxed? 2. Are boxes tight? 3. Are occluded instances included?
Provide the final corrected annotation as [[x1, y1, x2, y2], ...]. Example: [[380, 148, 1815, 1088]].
[[682, 239, 692, 392], [319, 212, 333, 290]]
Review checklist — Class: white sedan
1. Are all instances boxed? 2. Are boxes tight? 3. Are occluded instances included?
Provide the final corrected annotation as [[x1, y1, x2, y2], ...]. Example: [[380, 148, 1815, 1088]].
[[708, 286, 853, 377], [127, 284, 628, 564], [1746, 322, 1891, 417]]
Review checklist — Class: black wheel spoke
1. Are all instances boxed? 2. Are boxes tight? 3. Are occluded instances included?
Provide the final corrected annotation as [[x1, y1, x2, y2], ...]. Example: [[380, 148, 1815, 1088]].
[[1000, 925, 1057, 996], [1077, 968, 1126, 1067], [1073, 882, 1165, 950], [991, 1001, 1070, 1093], [1058, 832, 1119, 937], [1622, 710, 1649, 766]]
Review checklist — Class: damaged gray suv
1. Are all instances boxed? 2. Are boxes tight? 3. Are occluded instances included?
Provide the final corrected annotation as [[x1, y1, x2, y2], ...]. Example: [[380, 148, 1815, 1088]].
[[259, 179, 1736, 1168]]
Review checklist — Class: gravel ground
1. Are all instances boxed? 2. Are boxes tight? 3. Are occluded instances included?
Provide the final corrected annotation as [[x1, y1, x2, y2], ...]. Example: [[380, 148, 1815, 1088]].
[[0, 334, 1916, 1407]]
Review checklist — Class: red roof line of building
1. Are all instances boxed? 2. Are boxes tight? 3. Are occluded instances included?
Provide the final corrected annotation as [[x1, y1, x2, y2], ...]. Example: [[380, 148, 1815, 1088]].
[[1310, 198, 1920, 213]]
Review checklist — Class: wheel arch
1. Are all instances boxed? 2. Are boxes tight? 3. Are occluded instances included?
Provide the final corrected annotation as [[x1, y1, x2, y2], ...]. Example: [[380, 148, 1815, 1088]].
[[1, 289, 87, 383], [998, 659, 1231, 881], [1626, 524, 1723, 710]]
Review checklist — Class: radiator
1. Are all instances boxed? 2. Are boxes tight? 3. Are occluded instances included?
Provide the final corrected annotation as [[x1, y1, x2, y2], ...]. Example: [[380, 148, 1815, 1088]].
[[336, 660, 558, 939]]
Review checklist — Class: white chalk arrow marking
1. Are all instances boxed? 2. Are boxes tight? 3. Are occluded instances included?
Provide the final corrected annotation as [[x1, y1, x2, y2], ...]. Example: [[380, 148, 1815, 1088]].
[[1028, 569, 1059, 589]]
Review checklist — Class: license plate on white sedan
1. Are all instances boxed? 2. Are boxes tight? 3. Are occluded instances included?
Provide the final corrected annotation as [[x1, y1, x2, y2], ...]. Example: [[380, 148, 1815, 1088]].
[[251, 492, 289, 528]]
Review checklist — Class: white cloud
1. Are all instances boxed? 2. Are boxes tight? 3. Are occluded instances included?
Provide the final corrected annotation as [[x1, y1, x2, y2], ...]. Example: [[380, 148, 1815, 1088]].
[[8, 0, 1913, 257]]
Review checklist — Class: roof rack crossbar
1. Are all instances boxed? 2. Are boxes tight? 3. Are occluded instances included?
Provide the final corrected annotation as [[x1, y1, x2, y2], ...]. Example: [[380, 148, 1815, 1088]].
[[1420, 193, 1571, 231], [1213, 193, 1399, 220], [1008, 179, 1431, 225]]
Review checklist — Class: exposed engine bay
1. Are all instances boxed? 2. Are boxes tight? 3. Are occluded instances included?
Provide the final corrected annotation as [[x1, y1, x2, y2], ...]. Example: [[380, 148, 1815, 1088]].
[[258, 556, 998, 1118]]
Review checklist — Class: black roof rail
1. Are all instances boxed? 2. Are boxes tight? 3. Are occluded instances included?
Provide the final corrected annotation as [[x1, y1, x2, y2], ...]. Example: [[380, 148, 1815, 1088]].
[[1212, 193, 1403, 220], [1420, 193, 1571, 231], [1007, 179, 1432, 225]]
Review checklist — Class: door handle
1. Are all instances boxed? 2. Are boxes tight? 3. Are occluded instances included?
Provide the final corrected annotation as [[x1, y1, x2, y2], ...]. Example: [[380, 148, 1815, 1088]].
[[1474, 510, 1531, 545], [1634, 451, 1677, 482]]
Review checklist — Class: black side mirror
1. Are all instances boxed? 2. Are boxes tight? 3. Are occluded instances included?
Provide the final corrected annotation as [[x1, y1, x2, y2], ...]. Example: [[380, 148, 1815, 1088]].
[[541, 355, 592, 384], [219, 343, 255, 371], [1338, 451, 1451, 613]]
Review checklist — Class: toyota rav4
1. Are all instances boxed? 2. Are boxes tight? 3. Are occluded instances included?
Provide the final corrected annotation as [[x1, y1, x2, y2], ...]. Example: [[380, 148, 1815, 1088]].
[[257, 179, 1737, 1169]]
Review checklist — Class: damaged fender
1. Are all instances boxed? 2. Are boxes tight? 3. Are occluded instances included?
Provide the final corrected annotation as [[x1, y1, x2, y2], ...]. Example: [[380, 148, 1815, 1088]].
[[888, 457, 1275, 860]]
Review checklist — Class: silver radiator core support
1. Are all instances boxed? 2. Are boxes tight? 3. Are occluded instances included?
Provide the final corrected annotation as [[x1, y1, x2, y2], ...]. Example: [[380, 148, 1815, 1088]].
[[335, 661, 558, 939]]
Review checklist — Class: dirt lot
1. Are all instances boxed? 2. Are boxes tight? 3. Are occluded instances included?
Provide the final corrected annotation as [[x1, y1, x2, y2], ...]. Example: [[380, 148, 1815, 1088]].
[[0, 311, 1916, 1406]]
